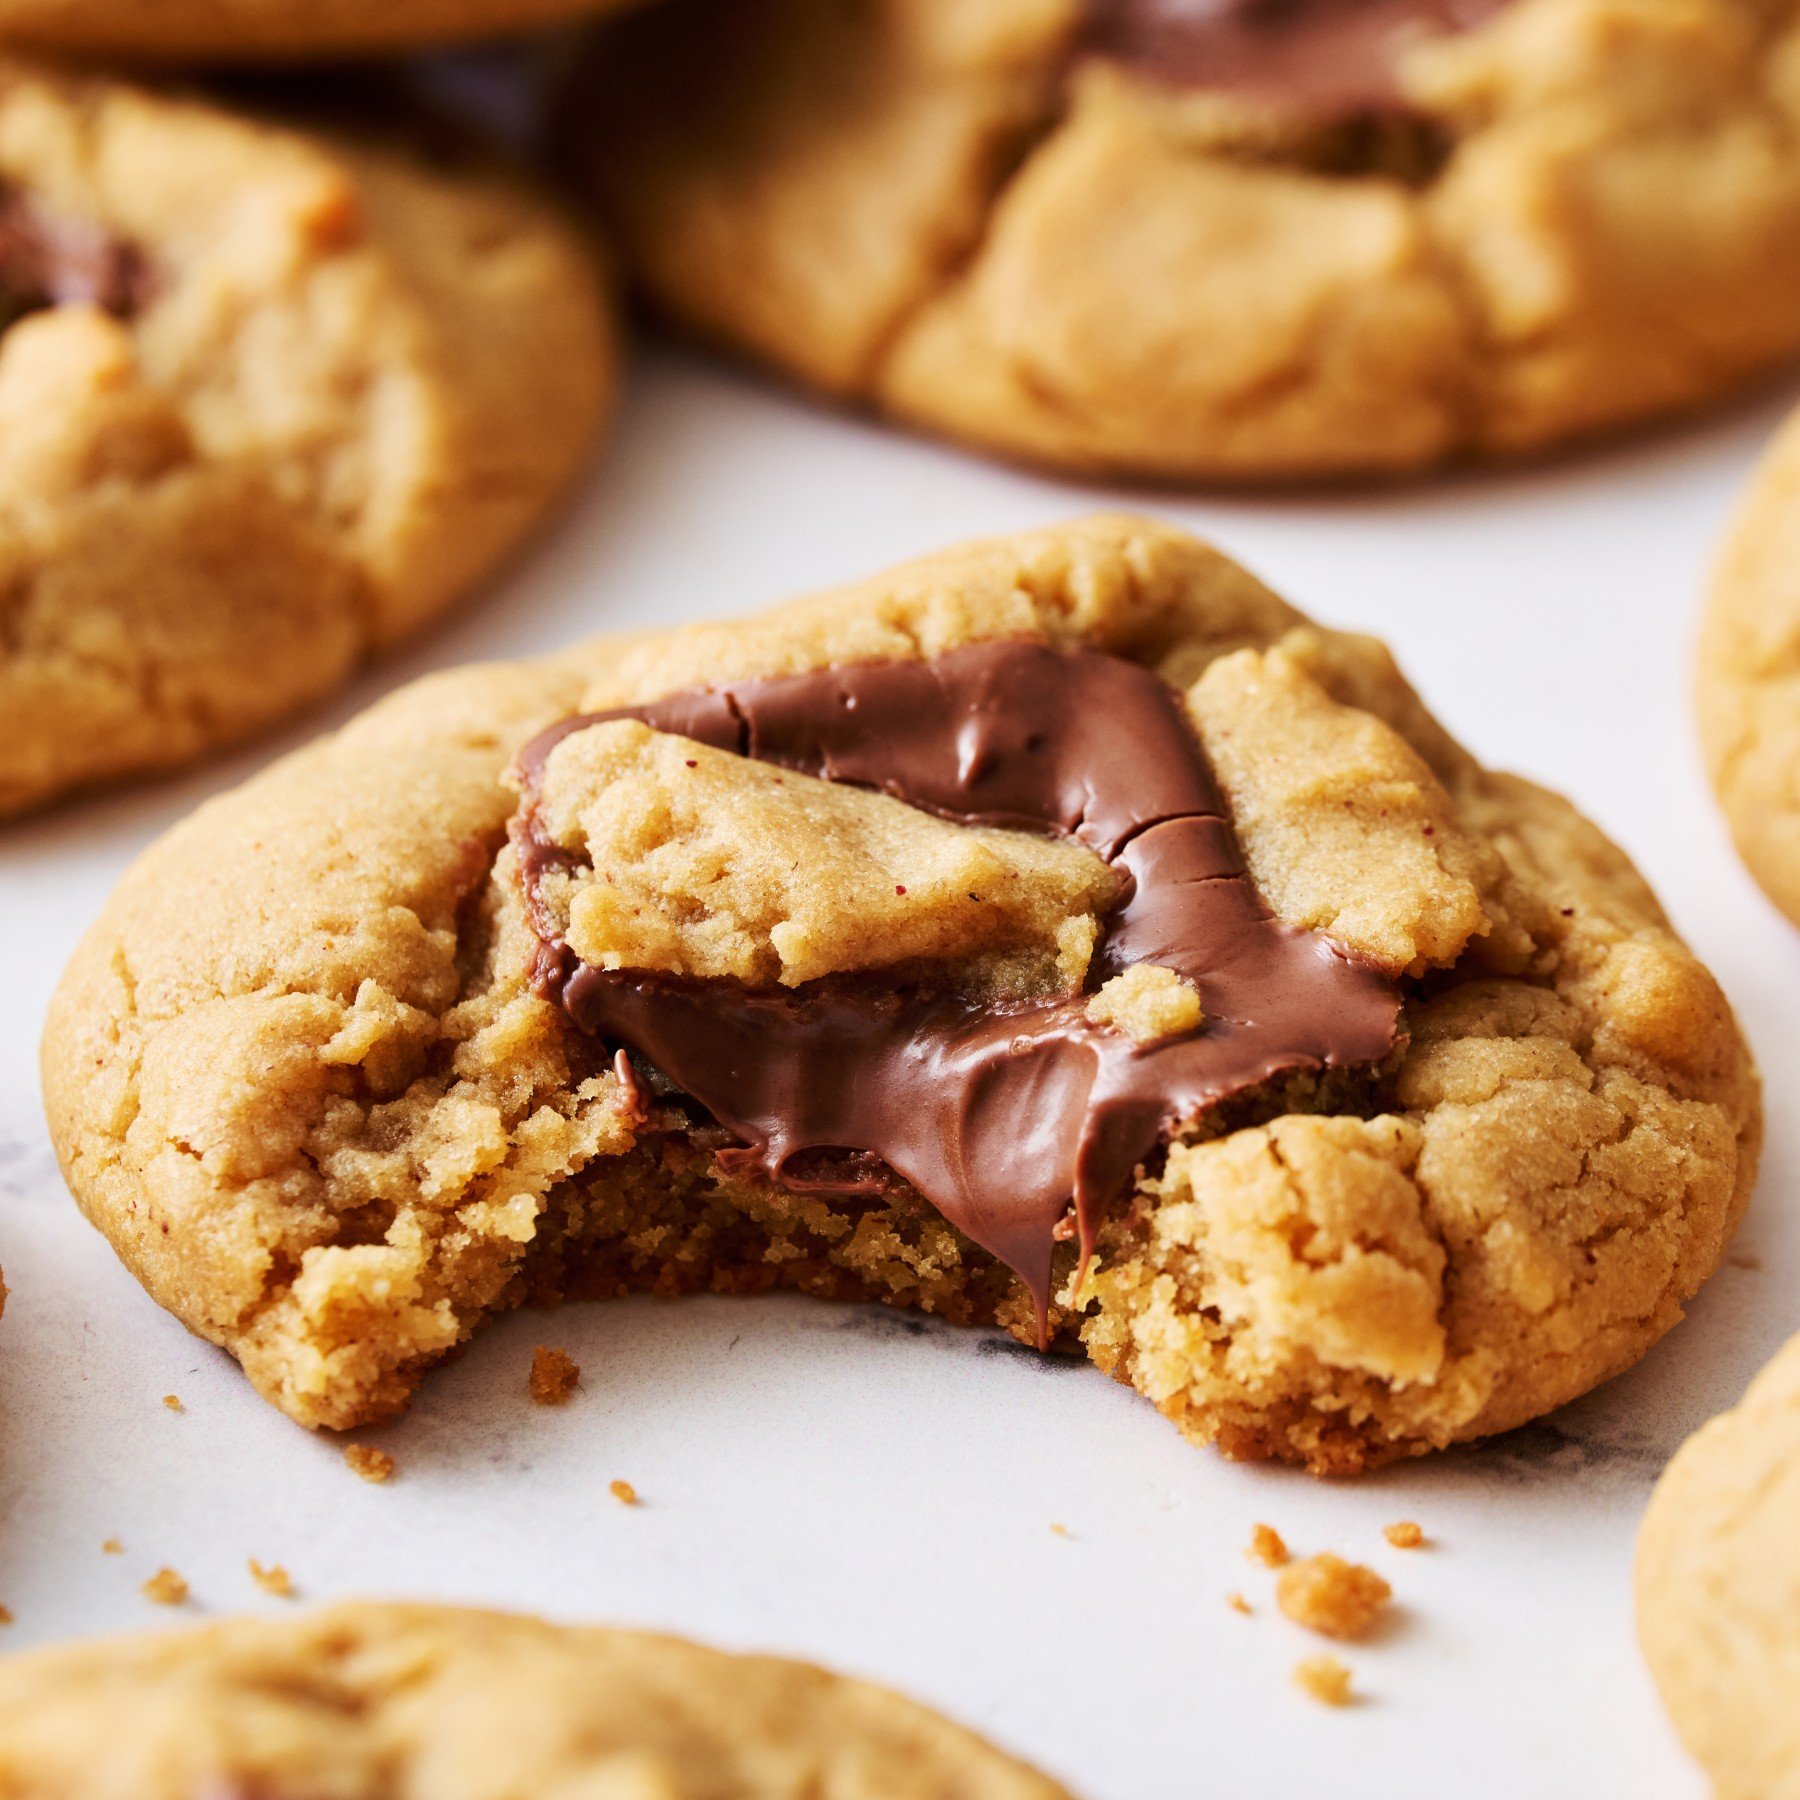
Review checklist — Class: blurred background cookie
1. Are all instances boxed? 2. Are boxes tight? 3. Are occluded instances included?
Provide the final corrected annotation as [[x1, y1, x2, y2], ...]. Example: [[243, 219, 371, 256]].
[[569, 0, 1800, 481], [0, 59, 613, 819]]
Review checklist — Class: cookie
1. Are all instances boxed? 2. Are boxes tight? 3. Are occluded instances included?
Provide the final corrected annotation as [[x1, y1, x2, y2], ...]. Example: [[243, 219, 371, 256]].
[[1637, 1332, 1800, 1799], [570, 0, 1800, 481], [0, 0, 640, 62], [41, 516, 1759, 1473], [0, 1600, 1069, 1797], [1698, 404, 1800, 926], [0, 60, 612, 819]]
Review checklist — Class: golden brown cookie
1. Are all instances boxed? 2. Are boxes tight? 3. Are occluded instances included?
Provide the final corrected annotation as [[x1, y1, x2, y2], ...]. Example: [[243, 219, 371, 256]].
[[0, 60, 613, 819], [1637, 1332, 1800, 1800], [0, 0, 642, 62], [41, 516, 1759, 1472], [0, 1601, 1069, 1798], [1698, 404, 1800, 926], [570, 0, 1800, 481]]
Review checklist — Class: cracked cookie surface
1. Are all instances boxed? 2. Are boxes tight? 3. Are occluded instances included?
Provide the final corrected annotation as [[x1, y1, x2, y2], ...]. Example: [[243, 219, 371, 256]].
[[1699, 403, 1800, 927], [41, 516, 1759, 1471], [570, 0, 1800, 480], [0, 1601, 1070, 1798], [1637, 1332, 1800, 1800], [0, 59, 613, 819]]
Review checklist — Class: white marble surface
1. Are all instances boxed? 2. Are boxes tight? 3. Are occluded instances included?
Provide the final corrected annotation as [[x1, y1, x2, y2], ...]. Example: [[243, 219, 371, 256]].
[[2, 348, 1797, 1798]]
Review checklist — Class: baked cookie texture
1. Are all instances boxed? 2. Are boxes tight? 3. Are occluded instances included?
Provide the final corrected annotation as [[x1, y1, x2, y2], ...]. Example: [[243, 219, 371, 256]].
[[0, 61, 613, 819], [0, 1601, 1069, 1798], [1638, 1332, 1800, 1800], [572, 0, 1800, 480], [1699, 402, 1800, 926], [0, 0, 642, 62], [41, 517, 1759, 1472]]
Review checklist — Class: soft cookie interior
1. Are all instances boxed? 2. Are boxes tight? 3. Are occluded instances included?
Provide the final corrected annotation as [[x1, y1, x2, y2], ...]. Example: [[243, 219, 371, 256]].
[[42, 518, 1758, 1472]]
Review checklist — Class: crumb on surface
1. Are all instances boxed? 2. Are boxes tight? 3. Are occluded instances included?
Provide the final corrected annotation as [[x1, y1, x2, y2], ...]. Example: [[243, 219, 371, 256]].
[[344, 1444, 395, 1484], [609, 1478, 639, 1506], [1084, 963, 1203, 1042], [141, 1568, 188, 1606], [248, 1558, 293, 1598], [1293, 1655, 1355, 1706], [530, 1345, 581, 1405], [1049, 1521, 1071, 1539], [1226, 1592, 1252, 1615], [1383, 1520, 1426, 1550], [101, 1538, 122, 1555], [161, 1394, 182, 1412], [1277, 1553, 1392, 1640], [1247, 1523, 1289, 1568], [0, 1605, 13, 1625]]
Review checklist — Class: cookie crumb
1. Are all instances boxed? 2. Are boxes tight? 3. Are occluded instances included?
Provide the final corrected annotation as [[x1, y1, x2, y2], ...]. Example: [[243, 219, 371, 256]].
[[1383, 1520, 1426, 1550], [161, 1394, 182, 1412], [1247, 1523, 1289, 1568], [1277, 1553, 1392, 1640], [1226, 1592, 1252, 1615], [248, 1559, 293, 1598], [0, 1605, 13, 1625], [344, 1444, 395, 1484], [1293, 1655, 1354, 1706], [101, 1538, 122, 1556], [609, 1478, 639, 1505], [1050, 1522, 1071, 1539], [530, 1345, 581, 1406], [141, 1568, 188, 1606]]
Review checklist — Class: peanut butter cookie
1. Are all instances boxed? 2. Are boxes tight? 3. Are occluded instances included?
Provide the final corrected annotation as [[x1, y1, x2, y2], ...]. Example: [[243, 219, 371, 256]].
[[0, 1601, 1069, 1798], [1638, 1331, 1800, 1800], [41, 517, 1759, 1472], [1699, 403, 1800, 927], [0, 60, 612, 819], [571, 0, 1800, 480]]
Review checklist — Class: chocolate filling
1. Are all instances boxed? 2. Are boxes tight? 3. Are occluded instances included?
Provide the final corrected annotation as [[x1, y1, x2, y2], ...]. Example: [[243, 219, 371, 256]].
[[513, 640, 1401, 1323], [1083, 0, 1511, 113], [0, 187, 151, 333]]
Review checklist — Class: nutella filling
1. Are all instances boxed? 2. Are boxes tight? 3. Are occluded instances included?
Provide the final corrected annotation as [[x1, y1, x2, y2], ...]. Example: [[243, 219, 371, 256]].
[[1083, 0, 1511, 112], [514, 641, 1401, 1323], [0, 187, 152, 333]]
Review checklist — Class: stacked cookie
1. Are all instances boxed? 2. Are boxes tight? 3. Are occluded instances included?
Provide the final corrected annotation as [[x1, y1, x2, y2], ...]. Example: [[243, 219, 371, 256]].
[[5, 1, 1800, 1795]]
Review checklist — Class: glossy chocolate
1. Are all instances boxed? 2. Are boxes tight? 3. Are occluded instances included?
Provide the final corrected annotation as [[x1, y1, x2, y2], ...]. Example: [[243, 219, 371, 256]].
[[514, 640, 1401, 1318], [0, 187, 151, 331], [1083, 0, 1511, 112]]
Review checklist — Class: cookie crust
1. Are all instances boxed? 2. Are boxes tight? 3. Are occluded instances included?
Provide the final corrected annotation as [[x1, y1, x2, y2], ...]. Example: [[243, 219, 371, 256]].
[[1699, 402, 1800, 926], [1637, 1332, 1800, 1800], [573, 0, 1800, 480], [0, 1601, 1069, 1798], [0, 60, 613, 818], [41, 516, 1760, 1472]]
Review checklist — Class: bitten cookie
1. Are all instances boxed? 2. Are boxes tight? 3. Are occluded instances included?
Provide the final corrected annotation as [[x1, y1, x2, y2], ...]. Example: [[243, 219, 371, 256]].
[[1637, 1333, 1800, 1799], [0, 1601, 1068, 1797], [571, 0, 1800, 481], [42, 517, 1758, 1472], [0, 60, 613, 819], [0, 0, 642, 62], [1698, 404, 1800, 926]]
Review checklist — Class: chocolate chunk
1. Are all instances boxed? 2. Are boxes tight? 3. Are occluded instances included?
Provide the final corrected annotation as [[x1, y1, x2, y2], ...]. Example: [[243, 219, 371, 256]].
[[1083, 0, 1511, 113], [514, 641, 1401, 1322], [0, 187, 151, 333]]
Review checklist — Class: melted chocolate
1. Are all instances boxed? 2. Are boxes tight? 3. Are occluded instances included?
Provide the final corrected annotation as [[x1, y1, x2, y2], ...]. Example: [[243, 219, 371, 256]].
[[1083, 0, 1510, 112], [514, 641, 1400, 1321], [0, 188, 151, 332]]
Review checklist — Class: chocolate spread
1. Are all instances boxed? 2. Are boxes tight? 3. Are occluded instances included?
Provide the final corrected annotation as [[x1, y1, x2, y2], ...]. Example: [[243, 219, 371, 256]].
[[1083, 0, 1511, 112], [0, 187, 151, 331], [514, 640, 1401, 1321]]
